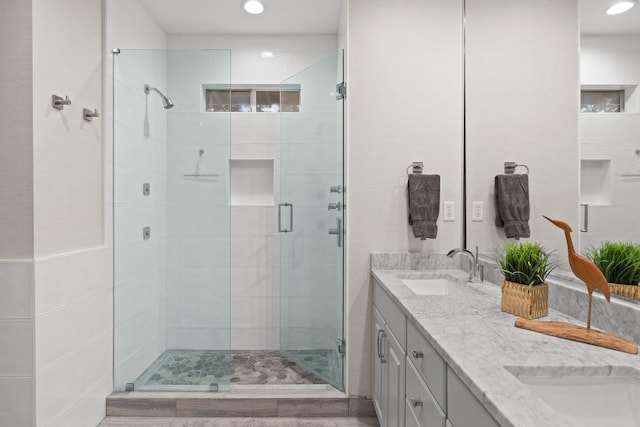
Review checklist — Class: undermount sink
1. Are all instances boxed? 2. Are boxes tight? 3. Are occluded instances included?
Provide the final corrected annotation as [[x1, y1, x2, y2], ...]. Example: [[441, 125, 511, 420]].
[[396, 273, 476, 296], [506, 366, 640, 427]]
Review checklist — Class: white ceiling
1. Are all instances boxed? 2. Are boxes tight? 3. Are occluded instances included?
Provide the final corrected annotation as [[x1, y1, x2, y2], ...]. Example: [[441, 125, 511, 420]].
[[138, 0, 640, 36], [580, 0, 640, 35], [138, 0, 344, 35]]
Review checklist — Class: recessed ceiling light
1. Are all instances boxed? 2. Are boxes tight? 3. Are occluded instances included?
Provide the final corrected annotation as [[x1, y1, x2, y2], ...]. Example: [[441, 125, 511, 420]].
[[606, 0, 637, 15], [261, 51, 275, 59], [242, 0, 265, 15]]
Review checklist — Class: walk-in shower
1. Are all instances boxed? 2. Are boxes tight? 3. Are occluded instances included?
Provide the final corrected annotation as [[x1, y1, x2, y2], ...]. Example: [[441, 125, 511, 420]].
[[113, 49, 345, 393]]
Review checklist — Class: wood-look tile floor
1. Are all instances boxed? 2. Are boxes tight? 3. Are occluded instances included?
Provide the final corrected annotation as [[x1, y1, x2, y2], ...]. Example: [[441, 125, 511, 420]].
[[98, 416, 380, 426]]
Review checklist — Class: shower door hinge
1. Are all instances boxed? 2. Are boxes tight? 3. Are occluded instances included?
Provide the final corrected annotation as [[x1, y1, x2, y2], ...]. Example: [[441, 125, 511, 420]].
[[336, 82, 346, 100], [336, 338, 346, 356]]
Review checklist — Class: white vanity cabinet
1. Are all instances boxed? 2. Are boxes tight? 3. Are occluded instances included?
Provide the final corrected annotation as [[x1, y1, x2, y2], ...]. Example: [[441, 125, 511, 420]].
[[373, 282, 406, 427], [372, 277, 501, 427]]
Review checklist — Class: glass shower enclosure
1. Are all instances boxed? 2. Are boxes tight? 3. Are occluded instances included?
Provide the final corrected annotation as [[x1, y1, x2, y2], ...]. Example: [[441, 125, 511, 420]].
[[113, 49, 344, 392]]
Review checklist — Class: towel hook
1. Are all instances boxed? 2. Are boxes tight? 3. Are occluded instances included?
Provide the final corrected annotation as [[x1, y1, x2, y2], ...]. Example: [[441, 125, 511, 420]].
[[504, 161, 529, 175], [406, 162, 424, 175]]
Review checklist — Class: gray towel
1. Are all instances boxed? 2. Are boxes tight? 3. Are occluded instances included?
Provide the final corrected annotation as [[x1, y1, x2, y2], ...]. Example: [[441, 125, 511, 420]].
[[495, 174, 530, 239], [408, 174, 440, 239]]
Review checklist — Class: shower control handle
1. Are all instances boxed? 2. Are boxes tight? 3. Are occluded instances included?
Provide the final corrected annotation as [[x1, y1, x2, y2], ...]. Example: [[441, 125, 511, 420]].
[[328, 218, 342, 247]]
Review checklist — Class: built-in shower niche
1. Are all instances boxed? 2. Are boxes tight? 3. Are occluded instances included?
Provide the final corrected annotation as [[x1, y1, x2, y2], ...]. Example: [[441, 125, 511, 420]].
[[229, 159, 275, 206], [581, 159, 612, 205]]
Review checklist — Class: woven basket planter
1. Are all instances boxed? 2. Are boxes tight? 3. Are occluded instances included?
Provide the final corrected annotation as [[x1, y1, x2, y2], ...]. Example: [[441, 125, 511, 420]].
[[608, 283, 640, 300], [501, 280, 548, 319]]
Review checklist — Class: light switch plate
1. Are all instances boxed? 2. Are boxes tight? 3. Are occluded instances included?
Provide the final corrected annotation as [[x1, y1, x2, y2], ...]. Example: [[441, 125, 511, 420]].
[[443, 201, 455, 221], [472, 201, 484, 221]]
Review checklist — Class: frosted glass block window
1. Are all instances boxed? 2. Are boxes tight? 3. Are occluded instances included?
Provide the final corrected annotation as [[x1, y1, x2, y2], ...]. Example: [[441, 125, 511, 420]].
[[206, 89, 251, 112], [581, 90, 624, 113], [256, 90, 300, 112], [205, 84, 300, 113]]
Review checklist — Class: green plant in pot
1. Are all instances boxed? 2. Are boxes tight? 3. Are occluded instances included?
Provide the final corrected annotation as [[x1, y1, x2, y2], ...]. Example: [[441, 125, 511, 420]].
[[585, 241, 640, 300], [496, 242, 556, 319]]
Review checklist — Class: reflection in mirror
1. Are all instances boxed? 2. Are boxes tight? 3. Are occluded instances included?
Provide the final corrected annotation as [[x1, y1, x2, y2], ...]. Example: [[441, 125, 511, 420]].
[[579, 0, 640, 254]]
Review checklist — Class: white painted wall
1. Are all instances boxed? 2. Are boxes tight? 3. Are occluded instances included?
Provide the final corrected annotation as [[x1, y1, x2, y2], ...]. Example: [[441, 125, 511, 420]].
[[580, 35, 640, 250], [346, 0, 465, 396], [464, 0, 580, 270], [105, 0, 169, 391]]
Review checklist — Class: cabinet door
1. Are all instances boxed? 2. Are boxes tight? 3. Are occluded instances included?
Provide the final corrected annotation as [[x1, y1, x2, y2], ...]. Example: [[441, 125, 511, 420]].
[[386, 327, 406, 427], [406, 358, 445, 427], [372, 307, 387, 424], [447, 366, 499, 427]]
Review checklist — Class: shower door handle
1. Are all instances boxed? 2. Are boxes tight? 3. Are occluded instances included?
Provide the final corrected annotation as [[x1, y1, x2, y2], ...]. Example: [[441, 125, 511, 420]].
[[580, 203, 589, 232], [278, 203, 293, 233]]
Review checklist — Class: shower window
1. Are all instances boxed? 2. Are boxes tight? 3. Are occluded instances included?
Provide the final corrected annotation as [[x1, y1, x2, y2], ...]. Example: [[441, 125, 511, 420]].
[[257, 90, 300, 112], [580, 89, 624, 113], [206, 89, 251, 112], [205, 85, 300, 112]]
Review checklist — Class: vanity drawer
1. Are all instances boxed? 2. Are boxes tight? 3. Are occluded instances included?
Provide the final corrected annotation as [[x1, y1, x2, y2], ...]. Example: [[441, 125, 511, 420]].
[[405, 356, 446, 427], [447, 366, 499, 427], [407, 320, 446, 410], [373, 278, 406, 349]]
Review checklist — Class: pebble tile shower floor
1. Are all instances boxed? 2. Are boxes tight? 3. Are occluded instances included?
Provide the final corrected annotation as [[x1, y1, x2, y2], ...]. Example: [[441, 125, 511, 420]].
[[134, 350, 330, 389]]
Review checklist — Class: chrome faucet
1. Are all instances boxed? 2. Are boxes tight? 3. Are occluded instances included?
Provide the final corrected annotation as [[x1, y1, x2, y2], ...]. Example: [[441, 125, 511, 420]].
[[447, 246, 484, 282]]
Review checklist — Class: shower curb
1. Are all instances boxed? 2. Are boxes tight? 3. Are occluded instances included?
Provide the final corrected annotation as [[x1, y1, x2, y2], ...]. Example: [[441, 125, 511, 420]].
[[106, 392, 375, 418]]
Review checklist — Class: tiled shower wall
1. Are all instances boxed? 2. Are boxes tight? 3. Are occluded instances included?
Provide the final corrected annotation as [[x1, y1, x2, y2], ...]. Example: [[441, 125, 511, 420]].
[[166, 35, 339, 350], [165, 50, 232, 350]]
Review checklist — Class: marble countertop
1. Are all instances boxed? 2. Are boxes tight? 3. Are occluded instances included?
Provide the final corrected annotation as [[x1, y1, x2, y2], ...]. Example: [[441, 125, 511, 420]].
[[371, 267, 640, 427]]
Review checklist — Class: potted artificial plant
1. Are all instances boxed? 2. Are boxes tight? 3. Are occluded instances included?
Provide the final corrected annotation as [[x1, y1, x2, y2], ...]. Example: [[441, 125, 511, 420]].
[[496, 242, 556, 319], [585, 241, 640, 300]]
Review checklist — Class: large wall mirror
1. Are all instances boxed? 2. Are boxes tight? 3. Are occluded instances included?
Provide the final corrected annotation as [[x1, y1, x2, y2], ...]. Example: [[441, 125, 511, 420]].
[[465, 0, 640, 274]]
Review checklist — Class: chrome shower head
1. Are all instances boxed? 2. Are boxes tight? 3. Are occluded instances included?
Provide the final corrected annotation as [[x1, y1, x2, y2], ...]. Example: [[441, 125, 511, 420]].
[[144, 84, 174, 109]]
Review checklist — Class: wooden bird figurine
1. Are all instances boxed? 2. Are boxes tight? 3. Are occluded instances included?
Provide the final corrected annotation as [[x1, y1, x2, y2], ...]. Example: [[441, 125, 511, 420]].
[[543, 215, 610, 329]]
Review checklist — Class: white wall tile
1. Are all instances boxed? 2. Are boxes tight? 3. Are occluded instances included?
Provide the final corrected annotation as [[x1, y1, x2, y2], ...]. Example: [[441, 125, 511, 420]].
[[230, 267, 279, 297], [34, 247, 112, 317], [0, 261, 33, 319], [0, 321, 34, 377], [0, 377, 34, 427], [36, 333, 112, 426], [35, 289, 112, 374], [230, 296, 279, 329], [166, 327, 230, 350], [230, 235, 280, 268], [231, 328, 279, 350], [231, 114, 280, 144]]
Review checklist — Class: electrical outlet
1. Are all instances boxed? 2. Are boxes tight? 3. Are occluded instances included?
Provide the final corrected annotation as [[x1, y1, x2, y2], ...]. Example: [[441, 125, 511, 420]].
[[443, 201, 455, 221], [472, 201, 484, 221]]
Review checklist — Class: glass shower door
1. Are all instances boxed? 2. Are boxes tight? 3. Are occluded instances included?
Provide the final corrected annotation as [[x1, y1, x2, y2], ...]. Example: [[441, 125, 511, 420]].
[[113, 49, 232, 392], [279, 52, 345, 390]]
